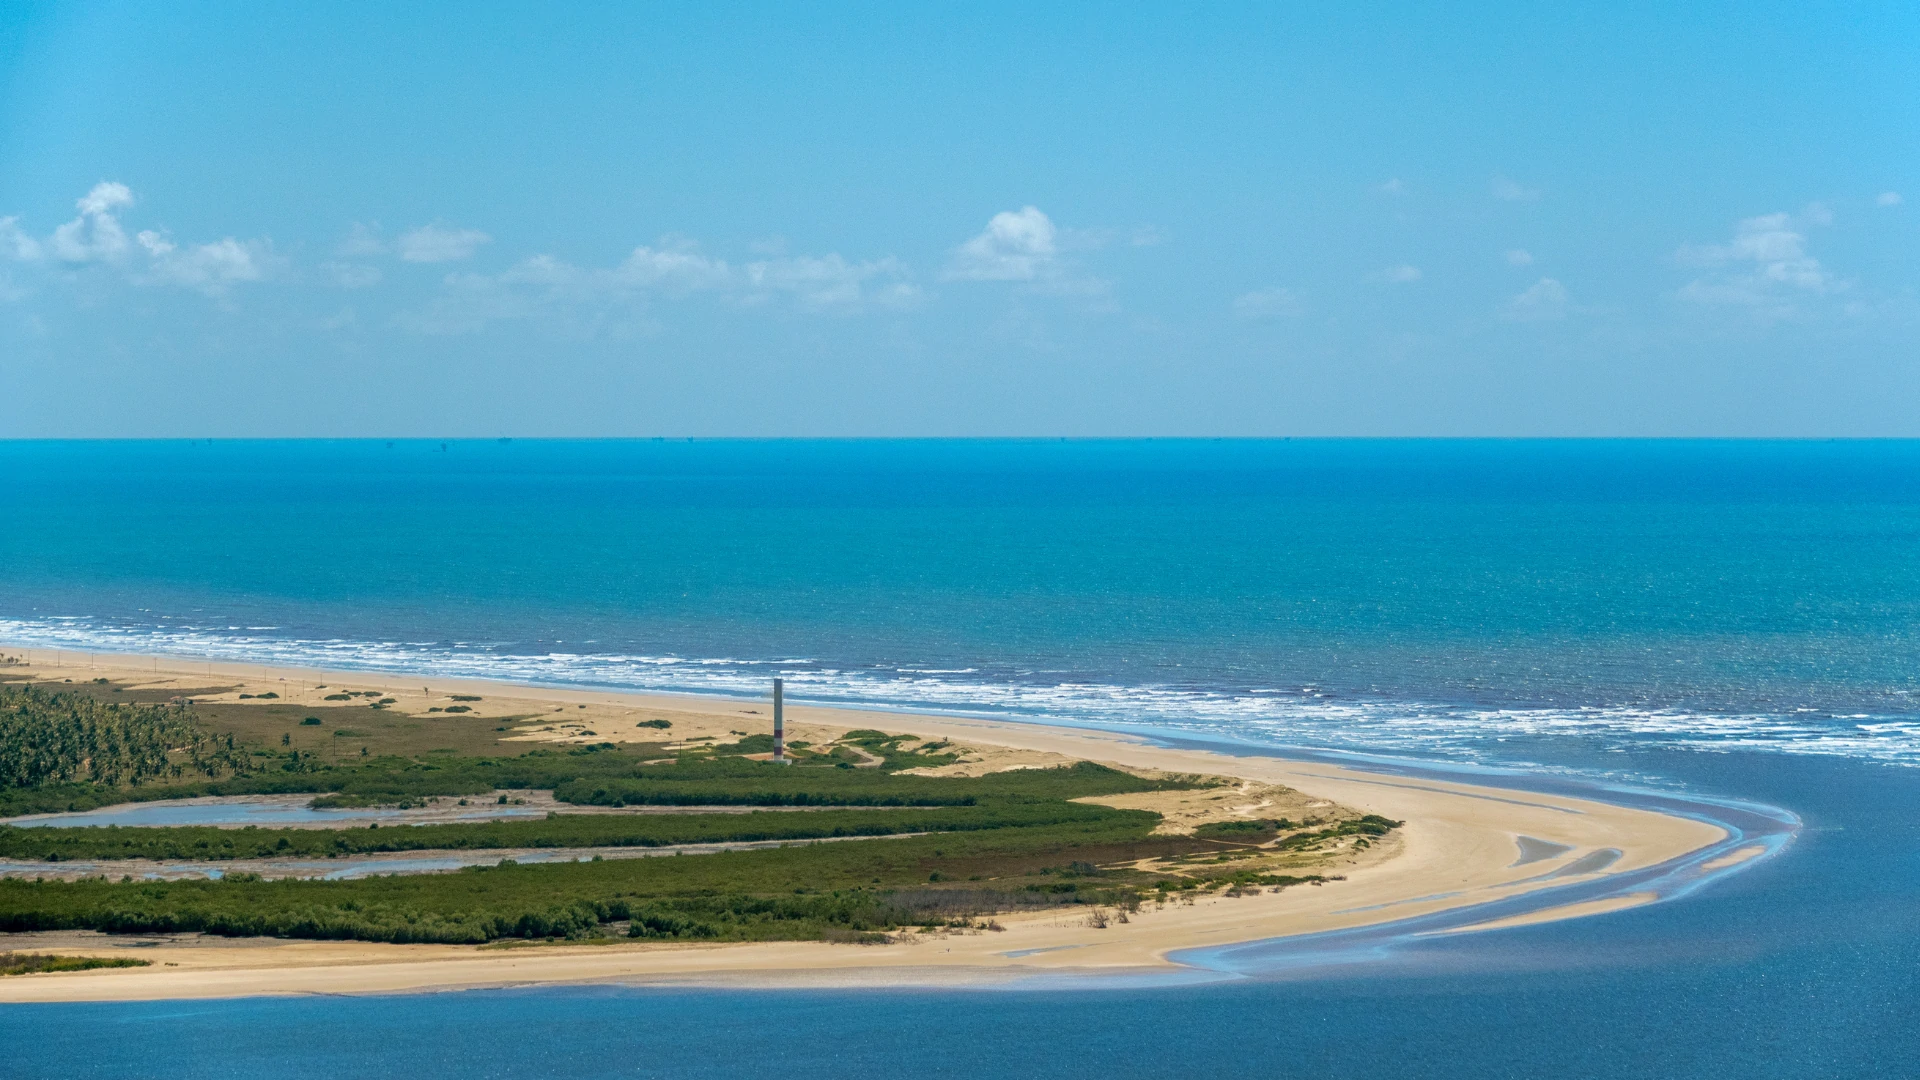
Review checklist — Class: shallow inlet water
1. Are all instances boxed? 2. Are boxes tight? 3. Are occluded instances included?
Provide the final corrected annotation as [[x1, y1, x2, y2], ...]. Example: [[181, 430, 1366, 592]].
[[0, 794, 552, 829], [0, 834, 903, 882], [1, 440, 1917, 1076], [0, 794, 898, 833]]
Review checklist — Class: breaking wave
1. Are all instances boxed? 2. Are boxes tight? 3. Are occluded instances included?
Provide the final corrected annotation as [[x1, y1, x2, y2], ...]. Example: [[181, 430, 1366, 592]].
[[5, 616, 1920, 767]]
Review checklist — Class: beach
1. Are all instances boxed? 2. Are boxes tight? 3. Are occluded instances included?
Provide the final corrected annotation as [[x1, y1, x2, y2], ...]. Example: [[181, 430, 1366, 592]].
[[0, 649, 1727, 1002]]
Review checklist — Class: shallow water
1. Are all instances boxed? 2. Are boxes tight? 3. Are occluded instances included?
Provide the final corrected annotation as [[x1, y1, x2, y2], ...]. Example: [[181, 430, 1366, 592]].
[[0, 834, 894, 882], [5, 746, 1910, 1079], [2, 795, 550, 829]]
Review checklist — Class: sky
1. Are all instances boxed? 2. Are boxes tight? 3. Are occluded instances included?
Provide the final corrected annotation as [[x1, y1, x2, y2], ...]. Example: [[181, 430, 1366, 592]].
[[1, 1, 1916, 437]]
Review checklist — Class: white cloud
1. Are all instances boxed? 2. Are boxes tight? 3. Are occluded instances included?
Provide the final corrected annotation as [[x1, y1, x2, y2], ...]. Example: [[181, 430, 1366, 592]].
[[1676, 210, 1846, 317], [76, 183, 133, 216], [0, 182, 278, 298], [1505, 249, 1534, 266], [1376, 264, 1423, 283], [322, 261, 383, 289], [396, 223, 491, 263], [1376, 178, 1405, 195], [946, 206, 1057, 281], [1877, 191, 1903, 207], [942, 207, 1117, 310], [0, 216, 42, 260], [1502, 277, 1569, 321], [1233, 286, 1303, 320], [744, 253, 920, 311], [135, 232, 275, 296], [48, 182, 135, 262], [1492, 175, 1540, 202], [409, 237, 916, 333], [614, 242, 732, 291], [337, 223, 387, 257]]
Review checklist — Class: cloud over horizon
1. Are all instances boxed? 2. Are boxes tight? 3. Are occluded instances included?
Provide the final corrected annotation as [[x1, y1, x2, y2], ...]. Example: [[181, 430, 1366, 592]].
[[1676, 210, 1845, 317], [1233, 286, 1303, 320], [1502, 277, 1570, 320], [946, 207, 1058, 281], [397, 223, 493, 263], [1, 182, 278, 297], [407, 237, 919, 334]]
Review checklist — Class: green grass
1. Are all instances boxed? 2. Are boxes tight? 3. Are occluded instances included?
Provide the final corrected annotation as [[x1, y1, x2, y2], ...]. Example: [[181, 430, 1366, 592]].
[[0, 749, 1176, 820], [0, 951, 151, 975], [554, 758, 1186, 807], [0, 801, 1144, 861], [0, 686, 1396, 947], [0, 803, 1393, 946], [0, 816, 1199, 944], [0, 744, 669, 817]]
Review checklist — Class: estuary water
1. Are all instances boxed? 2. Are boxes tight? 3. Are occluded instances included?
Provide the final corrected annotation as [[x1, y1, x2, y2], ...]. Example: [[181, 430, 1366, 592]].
[[1, 439, 1916, 1077]]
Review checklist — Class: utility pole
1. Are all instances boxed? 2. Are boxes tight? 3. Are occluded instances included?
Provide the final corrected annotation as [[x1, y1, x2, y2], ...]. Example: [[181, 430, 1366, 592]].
[[772, 678, 788, 764]]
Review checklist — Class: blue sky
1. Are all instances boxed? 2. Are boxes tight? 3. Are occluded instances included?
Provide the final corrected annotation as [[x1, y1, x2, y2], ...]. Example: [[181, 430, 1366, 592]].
[[1, 2, 1915, 436]]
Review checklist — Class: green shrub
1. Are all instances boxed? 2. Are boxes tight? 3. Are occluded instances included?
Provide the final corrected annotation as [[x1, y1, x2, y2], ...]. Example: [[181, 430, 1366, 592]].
[[0, 952, 150, 975]]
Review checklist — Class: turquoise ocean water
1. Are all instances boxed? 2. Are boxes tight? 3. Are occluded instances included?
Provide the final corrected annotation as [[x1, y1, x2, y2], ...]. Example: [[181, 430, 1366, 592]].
[[1, 439, 1916, 1077]]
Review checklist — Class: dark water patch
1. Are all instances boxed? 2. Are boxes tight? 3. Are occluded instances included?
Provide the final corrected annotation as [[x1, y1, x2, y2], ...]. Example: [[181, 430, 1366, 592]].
[[1552, 848, 1624, 877], [1512, 835, 1573, 866]]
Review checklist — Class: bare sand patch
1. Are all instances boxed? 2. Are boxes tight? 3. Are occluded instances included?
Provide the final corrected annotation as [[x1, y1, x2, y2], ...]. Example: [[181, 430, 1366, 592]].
[[1700, 845, 1767, 872], [1075, 781, 1338, 835]]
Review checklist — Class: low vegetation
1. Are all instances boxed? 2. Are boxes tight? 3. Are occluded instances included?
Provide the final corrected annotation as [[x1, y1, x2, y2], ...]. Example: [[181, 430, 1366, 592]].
[[0, 801, 1143, 861], [0, 674, 1399, 947], [555, 757, 1181, 807], [0, 951, 150, 975], [0, 813, 1328, 944]]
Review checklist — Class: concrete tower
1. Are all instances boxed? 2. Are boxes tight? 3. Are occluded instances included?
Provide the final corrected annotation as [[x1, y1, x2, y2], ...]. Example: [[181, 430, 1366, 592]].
[[772, 678, 787, 763]]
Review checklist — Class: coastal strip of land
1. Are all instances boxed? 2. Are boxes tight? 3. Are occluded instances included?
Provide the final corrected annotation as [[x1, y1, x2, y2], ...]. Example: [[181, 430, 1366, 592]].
[[0, 649, 1727, 1001]]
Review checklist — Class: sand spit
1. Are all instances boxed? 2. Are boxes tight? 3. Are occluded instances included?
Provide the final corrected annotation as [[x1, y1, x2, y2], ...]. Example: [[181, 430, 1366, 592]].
[[0, 649, 1728, 1001]]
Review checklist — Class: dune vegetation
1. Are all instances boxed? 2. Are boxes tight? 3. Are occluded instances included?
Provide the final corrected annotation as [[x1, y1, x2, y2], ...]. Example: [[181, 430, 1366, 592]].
[[0, 674, 1397, 946]]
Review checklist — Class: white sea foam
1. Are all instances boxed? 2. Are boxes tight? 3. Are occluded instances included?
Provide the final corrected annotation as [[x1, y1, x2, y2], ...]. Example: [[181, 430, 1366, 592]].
[[5, 617, 1920, 767]]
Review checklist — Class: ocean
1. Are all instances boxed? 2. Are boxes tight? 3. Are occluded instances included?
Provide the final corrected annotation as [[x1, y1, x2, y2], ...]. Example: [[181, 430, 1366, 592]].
[[1, 439, 1916, 1077]]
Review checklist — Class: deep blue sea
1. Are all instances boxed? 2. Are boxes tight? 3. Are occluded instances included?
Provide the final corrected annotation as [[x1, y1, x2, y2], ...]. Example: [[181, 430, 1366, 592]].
[[1, 439, 1916, 1078]]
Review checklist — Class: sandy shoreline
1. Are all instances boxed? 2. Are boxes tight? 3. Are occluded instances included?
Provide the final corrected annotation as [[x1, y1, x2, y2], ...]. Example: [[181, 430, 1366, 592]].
[[0, 647, 1730, 1002]]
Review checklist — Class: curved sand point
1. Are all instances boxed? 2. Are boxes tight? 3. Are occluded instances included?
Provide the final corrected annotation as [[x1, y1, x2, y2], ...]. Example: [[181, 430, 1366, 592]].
[[0, 651, 1742, 1001]]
